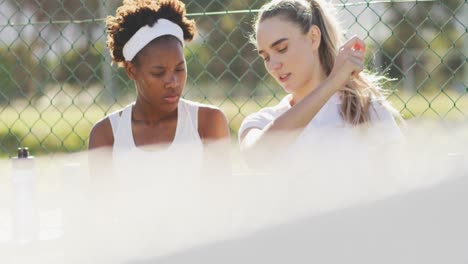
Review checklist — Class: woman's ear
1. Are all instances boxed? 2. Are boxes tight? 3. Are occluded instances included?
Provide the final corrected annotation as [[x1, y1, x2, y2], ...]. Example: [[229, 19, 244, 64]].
[[307, 25, 321, 51], [124, 61, 137, 81]]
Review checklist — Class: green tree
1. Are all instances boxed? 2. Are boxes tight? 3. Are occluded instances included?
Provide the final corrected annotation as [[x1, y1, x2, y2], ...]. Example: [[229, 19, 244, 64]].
[[380, 0, 465, 93], [184, 0, 272, 99], [0, 44, 49, 102], [4, 0, 107, 93]]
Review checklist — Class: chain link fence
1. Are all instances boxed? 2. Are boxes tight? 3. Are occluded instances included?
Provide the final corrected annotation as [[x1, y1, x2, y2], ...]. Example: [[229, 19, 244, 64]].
[[0, 0, 466, 157]]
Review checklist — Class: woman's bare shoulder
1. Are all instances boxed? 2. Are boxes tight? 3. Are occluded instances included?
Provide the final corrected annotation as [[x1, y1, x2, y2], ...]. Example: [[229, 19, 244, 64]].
[[88, 113, 118, 150], [197, 105, 230, 140]]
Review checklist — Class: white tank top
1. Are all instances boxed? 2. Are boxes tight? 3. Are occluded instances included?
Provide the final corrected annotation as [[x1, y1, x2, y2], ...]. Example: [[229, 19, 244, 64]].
[[107, 99, 204, 182]]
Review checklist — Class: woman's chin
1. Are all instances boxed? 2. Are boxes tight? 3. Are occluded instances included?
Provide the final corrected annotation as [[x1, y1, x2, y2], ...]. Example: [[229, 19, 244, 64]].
[[282, 84, 297, 94], [156, 101, 179, 113]]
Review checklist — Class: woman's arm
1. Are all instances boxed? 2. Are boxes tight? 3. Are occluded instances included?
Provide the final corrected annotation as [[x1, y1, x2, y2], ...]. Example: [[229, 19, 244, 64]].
[[88, 118, 114, 179], [88, 118, 114, 150], [240, 38, 366, 166], [198, 106, 230, 142], [198, 106, 231, 175]]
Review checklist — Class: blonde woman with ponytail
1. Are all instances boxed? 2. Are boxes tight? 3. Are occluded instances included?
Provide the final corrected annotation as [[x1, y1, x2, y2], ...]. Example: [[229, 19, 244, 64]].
[[239, 0, 402, 167]]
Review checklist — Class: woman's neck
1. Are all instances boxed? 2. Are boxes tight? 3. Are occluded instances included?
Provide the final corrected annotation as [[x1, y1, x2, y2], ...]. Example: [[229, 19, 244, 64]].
[[290, 70, 328, 106], [133, 98, 177, 125]]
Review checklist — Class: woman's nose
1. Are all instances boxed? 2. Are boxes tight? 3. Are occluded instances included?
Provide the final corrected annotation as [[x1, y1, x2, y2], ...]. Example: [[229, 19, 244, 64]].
[[267, 58, 282, 71], [164, 74, 178, 88]]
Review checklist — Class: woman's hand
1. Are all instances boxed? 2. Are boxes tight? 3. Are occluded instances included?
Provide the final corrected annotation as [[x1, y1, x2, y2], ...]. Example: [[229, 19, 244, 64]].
[[328, 36, 366, 88]]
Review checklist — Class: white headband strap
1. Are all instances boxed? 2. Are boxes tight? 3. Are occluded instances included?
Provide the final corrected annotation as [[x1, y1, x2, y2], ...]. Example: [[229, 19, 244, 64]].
[[122, 19, 184, 61]]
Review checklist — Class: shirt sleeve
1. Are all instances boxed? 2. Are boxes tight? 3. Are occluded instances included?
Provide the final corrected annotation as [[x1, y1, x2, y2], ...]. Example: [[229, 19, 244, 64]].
[[238, 109, 276, 143], [368, 100, 404, 145]]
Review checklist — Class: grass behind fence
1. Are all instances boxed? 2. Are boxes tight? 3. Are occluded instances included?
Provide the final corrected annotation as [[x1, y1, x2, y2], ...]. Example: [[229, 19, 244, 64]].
[[1, 88, 467, 158]]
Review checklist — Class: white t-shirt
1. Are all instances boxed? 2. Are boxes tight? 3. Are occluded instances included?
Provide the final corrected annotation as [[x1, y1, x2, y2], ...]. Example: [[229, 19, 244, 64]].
[[238, 93, 403, 146]]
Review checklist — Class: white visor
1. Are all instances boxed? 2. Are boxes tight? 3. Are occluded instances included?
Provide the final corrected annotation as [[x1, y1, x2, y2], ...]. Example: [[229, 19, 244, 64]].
[[122, 18, 184, 61]]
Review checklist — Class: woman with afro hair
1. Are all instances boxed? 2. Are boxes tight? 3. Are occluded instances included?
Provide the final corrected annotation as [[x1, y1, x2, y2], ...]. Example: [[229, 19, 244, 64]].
[[89, 0, 230, 163]]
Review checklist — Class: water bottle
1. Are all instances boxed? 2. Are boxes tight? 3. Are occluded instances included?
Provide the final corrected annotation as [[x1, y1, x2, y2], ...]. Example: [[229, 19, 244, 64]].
[[11, 147, 39, 244]]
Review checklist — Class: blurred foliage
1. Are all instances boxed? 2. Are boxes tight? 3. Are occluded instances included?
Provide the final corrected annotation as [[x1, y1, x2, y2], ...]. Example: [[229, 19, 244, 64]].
[[53, 43, 106, 85], [380, 0, 465, 93], [0, 44, 50, 103]]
